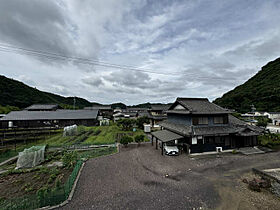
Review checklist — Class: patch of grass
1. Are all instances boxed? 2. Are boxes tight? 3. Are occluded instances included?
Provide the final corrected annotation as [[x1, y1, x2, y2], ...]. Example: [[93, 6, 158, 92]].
[[0, 149, 18, 163], [78, 147, 117, 159], [258, 133, 280, 149], [82, 125, 149, 145]]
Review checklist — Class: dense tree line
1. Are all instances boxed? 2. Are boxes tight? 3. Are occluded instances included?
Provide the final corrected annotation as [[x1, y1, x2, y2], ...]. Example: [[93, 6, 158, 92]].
[[0, 75, 92, 109], [214, 57, 280, 113]]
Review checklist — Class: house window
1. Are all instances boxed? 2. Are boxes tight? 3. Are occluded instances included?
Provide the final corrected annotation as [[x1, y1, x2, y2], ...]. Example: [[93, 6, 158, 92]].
[[214, 116, 224, 124], [193, 117, 208, 125], [214, 116, 228, 124]]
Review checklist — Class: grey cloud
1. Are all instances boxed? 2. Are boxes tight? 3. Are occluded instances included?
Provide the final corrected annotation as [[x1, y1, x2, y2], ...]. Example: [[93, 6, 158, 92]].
[[82, 77, 104, 87], [223, 33, 280, 60], [0, 1, 71, 54], [103, 70, 161, 89]]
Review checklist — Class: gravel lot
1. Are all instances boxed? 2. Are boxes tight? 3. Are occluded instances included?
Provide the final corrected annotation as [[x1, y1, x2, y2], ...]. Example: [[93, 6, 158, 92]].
[[60, 144, 280, 210]]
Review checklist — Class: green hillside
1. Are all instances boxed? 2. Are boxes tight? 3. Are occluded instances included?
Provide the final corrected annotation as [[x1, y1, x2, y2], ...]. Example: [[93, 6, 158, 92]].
[[0, 75, 92, 109], [214, 57, 280, 113]]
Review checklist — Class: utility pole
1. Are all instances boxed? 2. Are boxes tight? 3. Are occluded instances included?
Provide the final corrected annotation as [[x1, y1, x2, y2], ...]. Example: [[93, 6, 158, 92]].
[[73, 96, 76, 110]]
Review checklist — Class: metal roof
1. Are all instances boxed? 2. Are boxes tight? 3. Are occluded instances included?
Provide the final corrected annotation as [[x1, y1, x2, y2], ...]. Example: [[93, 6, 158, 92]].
[[24, 104, 59, 110], [151, 129, 183, 142], [0, 109, 98, 121]]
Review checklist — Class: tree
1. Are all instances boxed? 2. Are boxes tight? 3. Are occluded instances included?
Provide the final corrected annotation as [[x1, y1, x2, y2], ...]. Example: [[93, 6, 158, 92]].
[[256, 117, 269, 127], [136, 116, 150, 129], [120, 135, 133, 147], [134, 134, 145, 146], [117, 119, 135, 131]]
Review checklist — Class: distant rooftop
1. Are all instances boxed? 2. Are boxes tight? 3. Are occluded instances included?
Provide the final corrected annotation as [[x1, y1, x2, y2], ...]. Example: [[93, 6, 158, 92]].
[[150, 104, 171, 111], [1, 109, 98, 121], [126, 107, 148, 112], [84, 105, 112, 110], [25, 104, 59, 111]]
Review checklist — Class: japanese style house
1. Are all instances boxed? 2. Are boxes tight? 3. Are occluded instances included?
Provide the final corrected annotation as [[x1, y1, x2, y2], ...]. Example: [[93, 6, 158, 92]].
[[151, 98, 263, 154], [148, 104, 171, 127]]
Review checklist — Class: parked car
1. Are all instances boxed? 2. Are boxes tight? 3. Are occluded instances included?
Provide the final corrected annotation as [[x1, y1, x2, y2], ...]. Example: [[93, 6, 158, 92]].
[[164, 145, 179, 156]]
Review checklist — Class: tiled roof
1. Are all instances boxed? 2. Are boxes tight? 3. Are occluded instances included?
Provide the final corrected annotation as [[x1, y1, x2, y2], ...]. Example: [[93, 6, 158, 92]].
[[193, 126, 237, 136], [169, 98, 230, 114], [159, 121, 192, 136], [1, 109, 98, 121]]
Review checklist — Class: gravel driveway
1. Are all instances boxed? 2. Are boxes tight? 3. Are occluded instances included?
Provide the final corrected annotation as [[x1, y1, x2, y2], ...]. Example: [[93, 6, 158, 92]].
[[59, 144, 280, 210]]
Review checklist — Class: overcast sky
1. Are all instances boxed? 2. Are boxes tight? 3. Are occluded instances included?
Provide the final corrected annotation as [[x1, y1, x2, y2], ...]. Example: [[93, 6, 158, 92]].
[[0, 0, 280, 105]]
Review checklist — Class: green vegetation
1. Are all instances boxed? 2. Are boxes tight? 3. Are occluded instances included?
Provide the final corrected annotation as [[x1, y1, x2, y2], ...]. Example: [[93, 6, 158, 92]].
[[0, 149, 18, 163], [0, 75, 92, 109], [258, 133, 280, 149], [82, 124, 149, 145], [136, 116, 150, 129], [0, 146, 117, 209], [134, 134, 145, 145], [0, 105, 20, 114], [62, 151, 78, 168], [78, 147, 117, 159], [120, 135, 133, 147], [9, 124, 148, 147], [256, 117, 270, 127], [117, 119, 135, 131], [0, 125, 148, 161], [116, 116, 150, 131], [214, 57, 280, 113], [111, 102, 126, 109]]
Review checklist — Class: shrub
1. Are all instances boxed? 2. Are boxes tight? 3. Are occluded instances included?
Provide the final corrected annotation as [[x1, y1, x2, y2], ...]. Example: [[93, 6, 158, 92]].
[[120, 136, 133, 147], [134, 135, 145, 146], [258, 133, 280, 147], [136, 116, 150, 129], [256, 117, 269, 127], [62, 151, 78, 168], [117, 119, 135, 131], [36, 186, 51, 205]]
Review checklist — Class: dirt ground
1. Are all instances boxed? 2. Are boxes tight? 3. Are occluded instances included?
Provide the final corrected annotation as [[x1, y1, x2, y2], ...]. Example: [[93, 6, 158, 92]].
[[60, 144, 280, 210], [0, 167, 72, 200]]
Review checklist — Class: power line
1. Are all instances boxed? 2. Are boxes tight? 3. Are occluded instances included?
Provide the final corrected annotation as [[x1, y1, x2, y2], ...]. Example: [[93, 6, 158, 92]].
[[0, 42, 242, 81]]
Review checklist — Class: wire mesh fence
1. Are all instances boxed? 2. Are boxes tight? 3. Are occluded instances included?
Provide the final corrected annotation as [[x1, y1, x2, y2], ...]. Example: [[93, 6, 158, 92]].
[[0, 160, 83, 210]]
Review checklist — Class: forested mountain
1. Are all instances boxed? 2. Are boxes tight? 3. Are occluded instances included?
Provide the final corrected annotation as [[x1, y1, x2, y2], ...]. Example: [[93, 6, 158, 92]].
[[0, 75, 92, 109], [214, 57, 280, 113]]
